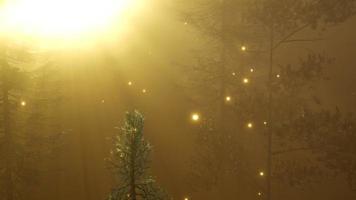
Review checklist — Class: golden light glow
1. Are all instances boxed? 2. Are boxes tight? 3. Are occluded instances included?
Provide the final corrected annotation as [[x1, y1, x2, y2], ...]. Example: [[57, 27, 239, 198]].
[[247, 122, 253, 128], [20, 100, 26, 106], [243, 78, 249, 84], [0, 0, 134, 39], [142, 89, 147, 93], [263, 121, 268, 125], [232, 72, 236, 76], [250, 68, 254, 72], [276, 74, 281, 78], [191, 113, 200, 122], [258, 192, 262, 196], [101, 99, 105, 103], [259, 171, 265, 176], [241, 45, 247, 51], [225, 96, 231, 102], [128, 81, 133, 86], [184, 198, 189, 200]]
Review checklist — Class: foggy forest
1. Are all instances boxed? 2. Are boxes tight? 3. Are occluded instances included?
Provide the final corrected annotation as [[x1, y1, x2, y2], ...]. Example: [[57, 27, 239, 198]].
[[0, 0, 356, 200]]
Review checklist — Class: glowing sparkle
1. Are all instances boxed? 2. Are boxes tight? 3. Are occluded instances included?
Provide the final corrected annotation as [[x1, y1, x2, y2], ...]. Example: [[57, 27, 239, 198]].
[[232, 72, 236, 76], [184, 198, 189, 200], [258, 192, 262, 196], [247, 122, 253, 128], [276, 74, 280, 78], [142, 89, 147, 93], [241, 45, 247, 51], [250, 68, 254, 72], [243, 78, 249, 84], [259, 171, 265, 176], [20, 101, 26, 106], [191, 113, 200, 122], [225, 96, 231, 102], [263, 121, 268, 125], [128, 81, 133, 86]]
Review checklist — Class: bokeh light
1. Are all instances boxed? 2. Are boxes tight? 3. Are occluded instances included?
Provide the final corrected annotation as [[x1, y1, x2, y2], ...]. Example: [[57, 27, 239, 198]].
[[191, 113, 200, 122], [225, 96, 231, 102], [259, 171, 265, 176]]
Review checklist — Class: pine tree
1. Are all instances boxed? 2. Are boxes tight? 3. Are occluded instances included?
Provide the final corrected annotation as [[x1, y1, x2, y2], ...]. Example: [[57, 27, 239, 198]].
[[106, 111, 167, 200]]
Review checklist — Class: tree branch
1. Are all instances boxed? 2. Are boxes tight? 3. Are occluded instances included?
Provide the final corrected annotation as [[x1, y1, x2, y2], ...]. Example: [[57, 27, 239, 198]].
[[272, 147, 316, 155], [281, 38, 324, 44], [272, 24, 310, 50]]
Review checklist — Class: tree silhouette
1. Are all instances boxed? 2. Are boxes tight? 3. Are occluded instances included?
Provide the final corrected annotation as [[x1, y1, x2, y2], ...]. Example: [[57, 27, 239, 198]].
[[178, 0, 356, 198], [0, 43, 62, 200]]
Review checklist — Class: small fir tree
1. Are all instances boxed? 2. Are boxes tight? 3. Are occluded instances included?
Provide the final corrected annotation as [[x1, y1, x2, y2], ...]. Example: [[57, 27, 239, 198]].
[[107, 111, 167, 200]]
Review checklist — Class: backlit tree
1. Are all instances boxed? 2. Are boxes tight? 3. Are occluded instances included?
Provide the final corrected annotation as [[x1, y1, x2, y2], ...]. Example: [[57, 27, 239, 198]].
[[106, 111, 167, 200]]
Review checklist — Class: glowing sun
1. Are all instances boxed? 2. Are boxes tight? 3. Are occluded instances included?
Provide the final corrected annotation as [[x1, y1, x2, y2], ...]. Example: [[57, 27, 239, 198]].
[[0, 0, 134, 39]]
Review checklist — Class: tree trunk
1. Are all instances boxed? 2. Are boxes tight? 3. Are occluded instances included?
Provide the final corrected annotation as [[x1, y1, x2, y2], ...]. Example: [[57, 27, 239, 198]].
[[130, 135, 137, 200], [219, 0, 228, 132], [266, 21, 274, 200]]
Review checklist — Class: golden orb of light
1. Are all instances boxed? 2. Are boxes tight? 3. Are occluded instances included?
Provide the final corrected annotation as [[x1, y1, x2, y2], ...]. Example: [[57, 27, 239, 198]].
[[225, 96, 231, 102], [191, 113, 200, 122]]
